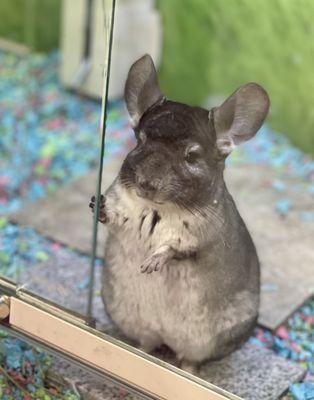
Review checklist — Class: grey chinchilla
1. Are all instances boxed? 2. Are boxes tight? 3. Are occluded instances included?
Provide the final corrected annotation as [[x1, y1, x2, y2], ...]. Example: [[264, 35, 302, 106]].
[[90, 54, 270, 372]]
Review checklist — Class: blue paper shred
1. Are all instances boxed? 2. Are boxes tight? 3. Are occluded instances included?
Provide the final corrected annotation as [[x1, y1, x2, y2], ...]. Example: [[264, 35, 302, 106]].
[[275, 198, 292, 216], [0, 49, 313, 400], [290, 382, 314, 400], [0, 50, 135, 215]]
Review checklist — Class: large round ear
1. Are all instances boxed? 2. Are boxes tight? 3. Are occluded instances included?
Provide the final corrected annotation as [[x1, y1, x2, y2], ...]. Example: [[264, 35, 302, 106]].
[[212, 83, 270, 156], [124, 54, 164, 126]]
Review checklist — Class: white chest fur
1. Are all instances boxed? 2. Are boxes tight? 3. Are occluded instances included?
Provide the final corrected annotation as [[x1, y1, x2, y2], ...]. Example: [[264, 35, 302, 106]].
[[107, 183, 200, 261], [103, 184, 210, 353], [102, 182, 258, 362]]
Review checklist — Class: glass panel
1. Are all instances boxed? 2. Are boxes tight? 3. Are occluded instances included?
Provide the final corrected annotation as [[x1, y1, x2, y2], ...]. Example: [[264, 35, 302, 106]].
[[0, 324, 152, 400], [0, 0, 122, 319], [1, 1, 312, 399]]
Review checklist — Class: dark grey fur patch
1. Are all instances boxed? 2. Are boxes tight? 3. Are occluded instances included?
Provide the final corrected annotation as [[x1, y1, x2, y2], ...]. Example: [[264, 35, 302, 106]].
[[149, 210, 161, 235], [183, 221, 189, 229], [139, 215, 146, 235]]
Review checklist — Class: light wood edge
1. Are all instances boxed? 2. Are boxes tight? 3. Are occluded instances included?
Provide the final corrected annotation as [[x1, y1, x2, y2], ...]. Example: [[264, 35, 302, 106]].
[[9, 297, 241, 400]]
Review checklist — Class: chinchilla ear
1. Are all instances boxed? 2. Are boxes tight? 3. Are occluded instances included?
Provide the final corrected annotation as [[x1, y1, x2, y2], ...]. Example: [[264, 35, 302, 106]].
[[124, 54, 164, 126], [212, 83, 270, 156]]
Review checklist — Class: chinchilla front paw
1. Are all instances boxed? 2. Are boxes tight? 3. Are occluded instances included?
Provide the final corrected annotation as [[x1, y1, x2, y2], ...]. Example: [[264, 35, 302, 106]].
[[89, 194, 108, 224], [89, 194, 129, 227], [140, 253, 167, 274]]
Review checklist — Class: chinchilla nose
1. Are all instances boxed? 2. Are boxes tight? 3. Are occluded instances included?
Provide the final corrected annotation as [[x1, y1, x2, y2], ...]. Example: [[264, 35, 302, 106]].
[[137, 176, 156, 192]]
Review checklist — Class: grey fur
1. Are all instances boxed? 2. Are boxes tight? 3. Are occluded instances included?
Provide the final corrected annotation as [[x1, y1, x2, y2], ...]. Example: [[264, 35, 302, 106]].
[[124, 54, 164, 126], [91, 55, 270, 370]]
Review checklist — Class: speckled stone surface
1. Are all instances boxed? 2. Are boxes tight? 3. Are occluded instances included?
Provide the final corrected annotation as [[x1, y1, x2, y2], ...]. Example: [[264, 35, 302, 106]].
[[11, 170, 108, 259], [17, 246, 110, 328], [12, 163, 314, 330], [19, 252, 305, 400], [11, 158, 124, 258], [199, 343, 305, 400], [47, 342, 305, 400], [11, 163, 311, 399], [225, 165, 314, 329]]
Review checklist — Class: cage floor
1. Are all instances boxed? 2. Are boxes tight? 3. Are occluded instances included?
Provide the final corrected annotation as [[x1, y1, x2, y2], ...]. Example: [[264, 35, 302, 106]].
[[0, 50, 313, 399], [15, 242, 306, 400], [12, 163, 314, 331]]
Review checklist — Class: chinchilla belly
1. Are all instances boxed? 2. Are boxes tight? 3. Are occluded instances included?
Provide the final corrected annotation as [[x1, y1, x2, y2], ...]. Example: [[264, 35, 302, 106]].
[[102, 234, 258, 362]]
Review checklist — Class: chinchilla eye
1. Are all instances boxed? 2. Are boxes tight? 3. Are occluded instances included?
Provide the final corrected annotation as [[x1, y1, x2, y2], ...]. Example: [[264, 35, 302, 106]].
[[185, 150, 200, 164]]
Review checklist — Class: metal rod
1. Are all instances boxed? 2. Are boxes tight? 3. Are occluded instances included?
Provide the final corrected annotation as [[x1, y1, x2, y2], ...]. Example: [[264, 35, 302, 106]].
[[87, 0, 116, 320]]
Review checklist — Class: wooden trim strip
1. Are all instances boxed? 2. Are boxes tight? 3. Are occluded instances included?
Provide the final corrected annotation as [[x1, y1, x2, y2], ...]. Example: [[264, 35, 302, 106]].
[[9, 297, 240, 400]]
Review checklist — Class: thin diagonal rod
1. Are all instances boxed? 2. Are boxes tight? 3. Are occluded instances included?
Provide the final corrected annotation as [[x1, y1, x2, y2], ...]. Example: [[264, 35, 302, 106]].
[[87, 0, 116, 320]]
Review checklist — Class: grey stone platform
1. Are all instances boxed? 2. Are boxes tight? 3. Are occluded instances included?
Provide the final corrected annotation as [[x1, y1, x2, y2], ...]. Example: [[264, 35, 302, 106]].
[[18, 246, 109, 328], [199, 343, 304, 400], [18, 243, 305, 400], [12, 162, 314, 330], [224, 165, 314, 329], [11, 158, 124, 259], [47, 343, 305, 400]]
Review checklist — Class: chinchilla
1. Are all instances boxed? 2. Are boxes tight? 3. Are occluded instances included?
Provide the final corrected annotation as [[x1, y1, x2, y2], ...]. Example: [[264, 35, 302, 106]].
[[90, 54, 270, 372]]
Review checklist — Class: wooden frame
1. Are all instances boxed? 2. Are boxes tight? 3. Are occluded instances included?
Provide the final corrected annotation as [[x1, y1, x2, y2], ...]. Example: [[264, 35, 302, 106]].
[[0, 278, 241, 400]]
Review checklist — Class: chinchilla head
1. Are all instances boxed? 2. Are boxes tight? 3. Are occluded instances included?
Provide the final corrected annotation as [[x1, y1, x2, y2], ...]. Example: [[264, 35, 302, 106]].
[[120, 54, 270, 209]]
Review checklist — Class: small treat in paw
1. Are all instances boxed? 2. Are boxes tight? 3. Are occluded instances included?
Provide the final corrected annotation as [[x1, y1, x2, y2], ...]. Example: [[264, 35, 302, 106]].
[[89, 194, 107, 223]]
